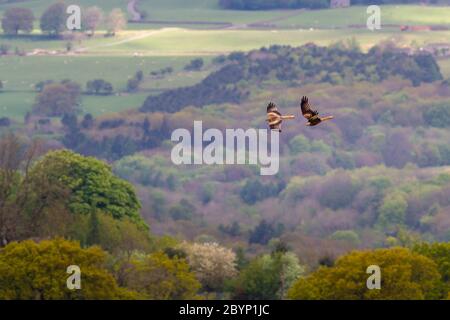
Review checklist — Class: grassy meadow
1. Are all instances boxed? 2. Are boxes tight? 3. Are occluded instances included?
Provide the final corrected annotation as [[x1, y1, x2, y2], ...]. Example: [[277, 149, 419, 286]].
[[1, 1, 450, 122]]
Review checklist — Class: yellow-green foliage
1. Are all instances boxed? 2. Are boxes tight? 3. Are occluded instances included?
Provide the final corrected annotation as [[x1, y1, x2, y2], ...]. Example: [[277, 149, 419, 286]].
[[123, 252, 201, 300], [0, 238, 137, 300], [287, 247, 441, 300], [414, 242, 450, 298]]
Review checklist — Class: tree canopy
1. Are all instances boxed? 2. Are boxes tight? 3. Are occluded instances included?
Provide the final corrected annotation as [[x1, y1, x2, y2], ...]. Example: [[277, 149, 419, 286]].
[[1, 7, 34, 35], [30, 150, 146, 228], [288, 248, 441, 300], [0, 238, 137, 300], [40, 2, 67, 36]]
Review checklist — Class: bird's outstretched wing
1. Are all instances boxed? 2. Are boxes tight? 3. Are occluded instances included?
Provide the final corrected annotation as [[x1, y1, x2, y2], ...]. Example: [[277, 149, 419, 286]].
[[301, 96, 318, 120], [267, 102, 281, 115]]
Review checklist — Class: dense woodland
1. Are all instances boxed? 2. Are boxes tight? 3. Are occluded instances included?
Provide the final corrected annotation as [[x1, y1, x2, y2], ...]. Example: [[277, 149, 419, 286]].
[[2, 134, 450, 300], [141, 44, 442, 114]]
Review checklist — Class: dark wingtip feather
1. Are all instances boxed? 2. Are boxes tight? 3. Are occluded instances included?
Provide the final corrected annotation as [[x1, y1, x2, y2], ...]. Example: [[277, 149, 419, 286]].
[[267, 102, 276, 112]]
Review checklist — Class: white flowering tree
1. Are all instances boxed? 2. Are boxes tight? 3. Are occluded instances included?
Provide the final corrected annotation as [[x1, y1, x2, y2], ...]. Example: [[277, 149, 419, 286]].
[[181, 242, 238, 292]]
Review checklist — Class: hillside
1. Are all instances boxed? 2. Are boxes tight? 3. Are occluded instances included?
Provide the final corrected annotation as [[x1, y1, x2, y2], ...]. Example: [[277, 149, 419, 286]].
[[2, 1, 450, 301]]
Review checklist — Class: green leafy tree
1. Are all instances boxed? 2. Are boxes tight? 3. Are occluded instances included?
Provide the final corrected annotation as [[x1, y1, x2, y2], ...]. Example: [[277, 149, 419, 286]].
[[127, 77, 140, 92], [414, 242, 450, 299], [87, 210, 100, 246], [29, 150, 146, 228], [185, 58, 204, 71], [233, 252, 304, 300], [40, 2, 67, 36], [169, 199, 196, 221], [96, 213, 152, 258], [377, 191, 407, 231], [330, 230, 361, 245], [423, 104, 450, 128], [86, 79, 114, 95], [1, 7, 34, 35], [0, 134, 72, 245], [288, 248, 441, 300], [122, 252, 201, 299]]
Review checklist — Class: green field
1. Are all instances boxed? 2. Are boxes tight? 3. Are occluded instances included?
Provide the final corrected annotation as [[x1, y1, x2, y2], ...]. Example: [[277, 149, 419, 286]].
[[0, 55, 208, 90], [0, 55, 211, 120], [277, 5, 450, 28], [3, 27, 450, 57], [1, 2, 450, 123], [0, 91, 151, 120], [136, 2, 450, 28], [3, 1, 450, 29], [84, 28, 450, 55]]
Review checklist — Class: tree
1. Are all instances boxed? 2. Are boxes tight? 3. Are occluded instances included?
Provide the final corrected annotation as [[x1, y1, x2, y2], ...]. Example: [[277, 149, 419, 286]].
[[0, 43, 10, 55], [83, 6, 103, 35], [377, 191, 407, 231], [105, 8, 126, 36], [240, 179, 284, 205], [169, 199, 196, 221], [149, 190, 167, 221], [180, 242, 238, 292], [1, 7, 34, 35], [423, 103, 450, 128], [127, 78, 140, 92], [233, 252, 304, 300], [287, 248, 441, 300], [136, 70, 144, 82], [86, 79, 114, 95], [185, 58, 204, 71], [0, 134, 71, 246], [0, 238, 137, 299], [29, 150, 146, 228], [382, 131, 413, 168], [122, 252, 201, 299], [87, 210, 100, 246], [35, 80, 54, 92], [95, 213, 152, 258], [330, 230, 361, 245], [413, 242, 450, 299], [40, 2, 66, 36], [289, 134, 310, 154], [61, 112, 78, 131], [249, 220, 284, 245], [318, 172, 358, 210], [33, 82, 81, 117], [81, 113, 94, 129]]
